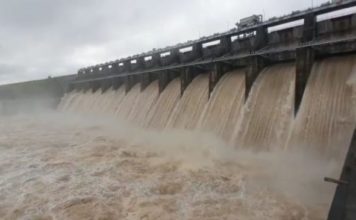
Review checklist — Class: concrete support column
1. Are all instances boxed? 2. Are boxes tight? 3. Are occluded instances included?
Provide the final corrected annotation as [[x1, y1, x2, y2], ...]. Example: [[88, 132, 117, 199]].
[[151, 53, 161, 67], [193, 42, 203, 59], [254, 26, 268, 51], [295, 47, 314, 115], [170, 48, 180, 64], [158, 70, 179, 94], [110, 62, 120, 75], [161, 48, 180, 66], [101, 65, 111, 76], [141, 73, 152, 91], [245, 56, 265, 101], [209, 63, 223, 97], [123, 60, 132, 73], [112, 77, 123, 90], [136, 57, 145, 70], [140, 53, 161, 91], [100, 79, 112, 92], [158, 71, 169, 94], [90, 81, 101, 93], [123, 60, 134, 93], [302, 13, 316, 43], [221, 36, 232, 55], [209, 62, 232, 97], [125, 75, 136, 93], [294, 13, 316, 114], [181, 67, 195, 96]]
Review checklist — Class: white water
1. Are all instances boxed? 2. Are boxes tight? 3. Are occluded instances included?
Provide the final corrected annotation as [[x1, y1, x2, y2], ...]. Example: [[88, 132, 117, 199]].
[[2, 55, 356, 219], [0, 113, 339, 220], [232, 63, 295, 151]]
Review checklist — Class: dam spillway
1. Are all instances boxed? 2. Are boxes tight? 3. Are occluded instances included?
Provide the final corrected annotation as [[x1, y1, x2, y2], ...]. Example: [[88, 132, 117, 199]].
[[288, 55, 356, 159], [232, 63, 295, 151], [58, 2, 356, 215], [60, 55, 356, 158], [1, 1, 356, 219], [197, 70, 246, 140], [166, 74, 210, 130]]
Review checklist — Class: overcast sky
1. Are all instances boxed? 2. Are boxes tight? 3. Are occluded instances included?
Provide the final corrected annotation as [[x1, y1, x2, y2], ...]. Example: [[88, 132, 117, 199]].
[[0, 0, 328, 85]]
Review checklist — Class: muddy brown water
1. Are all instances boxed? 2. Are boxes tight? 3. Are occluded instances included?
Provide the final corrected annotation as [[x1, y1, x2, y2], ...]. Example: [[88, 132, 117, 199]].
[[1, 55, 356, 219]]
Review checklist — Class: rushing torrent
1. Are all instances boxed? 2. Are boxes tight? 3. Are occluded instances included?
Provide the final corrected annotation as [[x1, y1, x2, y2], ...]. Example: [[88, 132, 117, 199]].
[[127, 80, 159, 127], [288, 55, 356, 159], [59, 55, 356, 157], [231, 63, 295, 151], [197, 70, 246, 141], [145, 78, 181, 129], [166, 74, 210, 130], [0, 113, 342, 220], [2, 55, 355, 219]]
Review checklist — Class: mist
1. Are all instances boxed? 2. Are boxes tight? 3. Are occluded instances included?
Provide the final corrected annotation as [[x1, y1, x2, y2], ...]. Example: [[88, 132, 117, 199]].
[[0, 108, 344, 219]]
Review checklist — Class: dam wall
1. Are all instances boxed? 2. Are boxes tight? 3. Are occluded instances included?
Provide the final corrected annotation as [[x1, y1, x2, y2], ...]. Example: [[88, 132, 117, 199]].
[[60, 54, 356, 155], [1, 1, 356, 218], [0, 2, 355, 119], [0, 75, 75, 114], [53, 2, 356, 155], [70, 1, 356, 118], [1, 2, 355, 150]]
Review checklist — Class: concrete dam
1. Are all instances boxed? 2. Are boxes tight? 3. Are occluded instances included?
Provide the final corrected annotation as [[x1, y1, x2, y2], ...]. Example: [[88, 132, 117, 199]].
[[1, 1, 356, 220]]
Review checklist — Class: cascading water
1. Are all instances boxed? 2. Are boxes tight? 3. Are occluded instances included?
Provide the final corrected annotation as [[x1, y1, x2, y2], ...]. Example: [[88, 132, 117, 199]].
[[4, 55, 356, 219], [232, 63, 295, 151], [197, 70, 245, 141], [166, 74, 210, 130], [115, 84, 142, 122], [288, 55, 356, 159], [127, 80, 159, 127], [145, 78, 181, 129]]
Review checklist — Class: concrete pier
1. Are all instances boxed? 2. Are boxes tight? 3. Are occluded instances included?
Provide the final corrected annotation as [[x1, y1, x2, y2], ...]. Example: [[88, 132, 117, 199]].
[[180, 66, 203, 96], [295, 47, 315, 114], [245, 56, 266, 101], [125, 75, 137, 93], [209, 62, 233, 97], [4, 0, 356, 121]]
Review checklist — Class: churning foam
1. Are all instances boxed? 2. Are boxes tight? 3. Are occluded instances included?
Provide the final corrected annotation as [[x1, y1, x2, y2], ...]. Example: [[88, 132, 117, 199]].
[[60, 57, 355, 155], [26, 54, 356, 219], [0, 112, 340, 220]]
